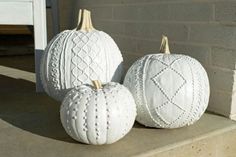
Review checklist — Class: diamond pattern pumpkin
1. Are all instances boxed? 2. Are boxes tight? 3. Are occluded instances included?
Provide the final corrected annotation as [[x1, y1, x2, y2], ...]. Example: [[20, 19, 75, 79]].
[[123, 36, 210, 128], [40, 10, 123, 101]]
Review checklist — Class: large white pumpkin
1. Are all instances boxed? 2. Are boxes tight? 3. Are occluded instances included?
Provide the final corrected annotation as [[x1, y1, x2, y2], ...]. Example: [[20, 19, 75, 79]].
[[123, 36, 210, 129], [60, 81, 136, 145], [40, 10, 123, 101]]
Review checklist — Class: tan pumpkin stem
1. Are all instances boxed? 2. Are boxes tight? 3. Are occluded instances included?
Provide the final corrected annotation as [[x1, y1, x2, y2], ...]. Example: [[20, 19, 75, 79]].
[[77, 9, 94, 32], [160, 35, 170, 54], [77, 9, 82, 26], [92, 80, 102, 90]]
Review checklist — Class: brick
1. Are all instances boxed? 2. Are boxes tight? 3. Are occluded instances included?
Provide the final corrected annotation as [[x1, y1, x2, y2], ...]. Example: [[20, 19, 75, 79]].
[[90, 7, 113, 19], [136, 40, 159, 54], [171, 43, 210, 66], [124, 23, 188, 41], [169, 3, 213, 21], [215, 2, 236, 22], [99, 0, 164, 5], [189, 24, 236, 49], [111, 35, 137, 52], [79, 0, 172, 6], [73, 6, 112, 20], [93, 20, 125, 35], [124, 22, 153, 39], [211, 47, 236, 70], [59, 1, 81, 29], [151, 23, 188, 41], [206, 67, 234, 92], [78, 0, 104, 7], [122, 52, 142, 68], [208, 90, 232, 117], [113, 4, 169, 21]]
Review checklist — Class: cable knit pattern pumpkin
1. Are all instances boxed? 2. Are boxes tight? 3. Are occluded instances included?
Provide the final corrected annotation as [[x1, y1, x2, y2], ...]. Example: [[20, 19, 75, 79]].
[[60, 81, 136, 145], [123, 36, 210, 129], [40, 10, 123, 101]]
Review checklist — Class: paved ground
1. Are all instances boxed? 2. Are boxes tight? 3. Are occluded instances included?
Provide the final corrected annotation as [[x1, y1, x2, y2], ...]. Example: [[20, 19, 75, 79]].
[[0, 55, 236, 157]]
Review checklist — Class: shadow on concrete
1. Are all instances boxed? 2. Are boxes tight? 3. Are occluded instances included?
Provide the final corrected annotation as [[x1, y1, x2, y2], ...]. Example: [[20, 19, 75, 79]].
[[0, 55, 35, 73], [133, 121, 163, 130], [0, 74, 77, 143], [0, 34, 34, 65], [133, 122, 146, 129]]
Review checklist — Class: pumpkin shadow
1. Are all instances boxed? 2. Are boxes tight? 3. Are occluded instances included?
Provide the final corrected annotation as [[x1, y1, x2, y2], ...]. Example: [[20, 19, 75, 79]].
[[0, 74, 77, 143], [133, 121, 164, 130], [133, 122, 146, 128], [111, 62, 124, 83]]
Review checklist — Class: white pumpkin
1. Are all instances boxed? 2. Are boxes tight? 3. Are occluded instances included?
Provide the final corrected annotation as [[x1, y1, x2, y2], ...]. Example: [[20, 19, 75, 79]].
[[60, 81, 136, 145], [40, 10, 123, 101], [123, 36, 210, 129]]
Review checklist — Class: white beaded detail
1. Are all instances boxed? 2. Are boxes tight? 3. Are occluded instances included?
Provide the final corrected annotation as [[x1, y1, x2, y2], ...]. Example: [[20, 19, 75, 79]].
[[124, 54, 210, 128], [60, 82, 136, 145]]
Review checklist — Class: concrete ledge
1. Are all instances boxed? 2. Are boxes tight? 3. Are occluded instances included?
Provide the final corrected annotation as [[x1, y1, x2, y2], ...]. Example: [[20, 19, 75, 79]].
[[0, 55, 236, 157], [136, 114, 236, 157], [0, 92, 236, 157]]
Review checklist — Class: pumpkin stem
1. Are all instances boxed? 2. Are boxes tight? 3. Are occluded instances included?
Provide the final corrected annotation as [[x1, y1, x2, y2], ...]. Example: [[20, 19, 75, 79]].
[[77, 9, 82, 26], [77, 9, 94, 32], [92, 80, 102, 90], [160, 35, 170, 54]]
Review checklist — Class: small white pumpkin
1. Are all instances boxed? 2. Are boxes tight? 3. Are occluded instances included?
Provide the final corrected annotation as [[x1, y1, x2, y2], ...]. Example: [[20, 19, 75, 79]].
[[123, 36, 210, 129], [41, 10, 123, 101], [60, 81, 136, 145]]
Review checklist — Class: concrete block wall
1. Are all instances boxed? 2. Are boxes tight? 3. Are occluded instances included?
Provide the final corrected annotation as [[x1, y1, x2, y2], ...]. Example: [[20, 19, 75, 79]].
[[57, 0, 236, 119]]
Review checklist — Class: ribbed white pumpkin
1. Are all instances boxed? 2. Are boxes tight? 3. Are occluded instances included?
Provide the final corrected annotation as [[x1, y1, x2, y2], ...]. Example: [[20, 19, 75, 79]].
[[40, 10, 123, 101], [60, 81, 136, 145], [123, 36, 210, 129]]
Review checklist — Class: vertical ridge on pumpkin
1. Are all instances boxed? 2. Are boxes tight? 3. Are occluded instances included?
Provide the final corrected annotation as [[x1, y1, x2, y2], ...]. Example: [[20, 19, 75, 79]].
[[102, 33, 110, 82], [59, 31, 73, 91], [48, 31, 68, 98], [62, 31, 74, 91], [84, 91, 92, 144]]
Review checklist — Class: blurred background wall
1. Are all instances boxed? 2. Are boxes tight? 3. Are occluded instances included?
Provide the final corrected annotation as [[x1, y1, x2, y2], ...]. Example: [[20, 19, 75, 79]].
[[1, 0, 236, 119]]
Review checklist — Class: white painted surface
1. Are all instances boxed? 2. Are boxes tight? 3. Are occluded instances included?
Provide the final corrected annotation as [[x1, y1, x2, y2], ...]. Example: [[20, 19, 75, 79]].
[[40, 30, 123, 101], [124, 54, 210, 128], [33, 0, 47, 92], [0, 0, 47, 92], [0, 1, 33, 25], [60, 82, 136, 145], [0, 0, 33, 1], [33, 0, 47, 50]]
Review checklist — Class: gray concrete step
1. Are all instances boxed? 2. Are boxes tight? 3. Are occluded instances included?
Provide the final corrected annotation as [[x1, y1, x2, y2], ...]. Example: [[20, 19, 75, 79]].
[[0, 55, 236, 157]]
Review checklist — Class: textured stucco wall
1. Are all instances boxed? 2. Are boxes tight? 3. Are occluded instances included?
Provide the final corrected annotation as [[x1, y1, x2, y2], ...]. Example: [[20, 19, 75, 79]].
[[55, 0, 236, 119]]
